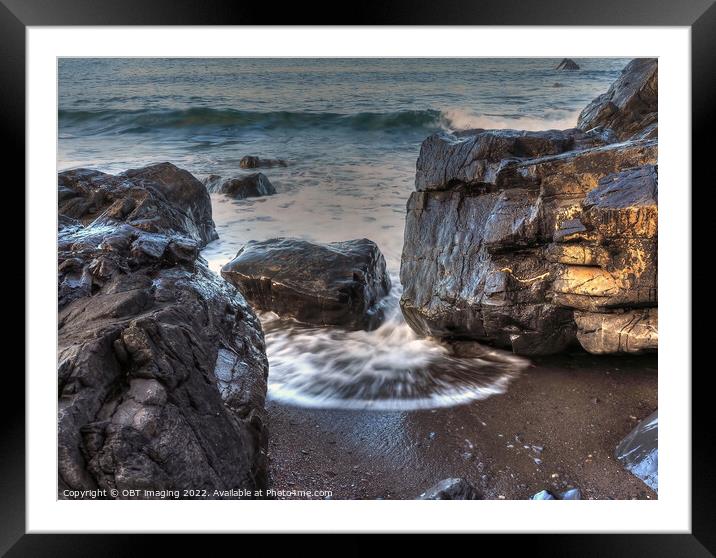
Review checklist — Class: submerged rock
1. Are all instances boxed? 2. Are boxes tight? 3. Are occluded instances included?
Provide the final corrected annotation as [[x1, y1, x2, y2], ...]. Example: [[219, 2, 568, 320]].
[[616, 411, 658, 492], [203, 172, 277, 199], [578, 58, 658, 140], [399, 59, 658, 355], [58, 162, 218, 247], [222, 238, 391, 330], [58, 165, 269, 499], [239, 155, 287, 169], [555, 58, 580, 71], [417, 478, 481, 500]]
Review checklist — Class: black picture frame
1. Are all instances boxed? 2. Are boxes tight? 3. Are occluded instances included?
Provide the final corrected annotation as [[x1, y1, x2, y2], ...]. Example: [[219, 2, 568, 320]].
[[6, 0, 711, 554]]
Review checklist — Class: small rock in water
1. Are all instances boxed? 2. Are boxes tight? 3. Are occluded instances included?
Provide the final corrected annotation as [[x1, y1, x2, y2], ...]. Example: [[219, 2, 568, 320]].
[[417, 478, 481, 500], [202, 172, 277, 199], [555, 58, 580, 70], [239, 155, 287, 169], [531, 490, 557, 500]]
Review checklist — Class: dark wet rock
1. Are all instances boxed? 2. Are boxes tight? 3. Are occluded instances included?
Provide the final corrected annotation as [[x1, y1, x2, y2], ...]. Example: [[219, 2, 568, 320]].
[[531, 489, 557, 500], [616, 411, 658, 492], [239, 155, 287, 169], [415, 128, 605, 192], [400, 60, 659, 356], [578, 58, 657, 141], [222, 238, 391, 330], [203, 172, 276, 199], [555, 58, 580, 71], [58, 163, 218, 247], [417, 478, 481, 500], [58, 165, 269, 499]]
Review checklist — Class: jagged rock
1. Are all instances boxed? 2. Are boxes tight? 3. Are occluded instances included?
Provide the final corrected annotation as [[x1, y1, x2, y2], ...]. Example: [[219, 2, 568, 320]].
[[574, 309, 657, 354], [58, 163, 218, 247], [239, 155, 287, 169], [415, 128, 605, 192], [616, 411, 658, 492], [551, 165, 657, 313], [400, 60, 658, 355], [577, 58, 658, 141], [203, 172, 276, 199], [221, 238, 391, 331], [400, 137, 657, 355], [58, 166, 269, 499], [417, 478, 481, 500], [555, 58, 580, 71]]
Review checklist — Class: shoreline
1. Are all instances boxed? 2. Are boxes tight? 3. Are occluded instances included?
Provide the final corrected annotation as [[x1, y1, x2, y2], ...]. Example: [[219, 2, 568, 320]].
[[266, 352, 657, 500]]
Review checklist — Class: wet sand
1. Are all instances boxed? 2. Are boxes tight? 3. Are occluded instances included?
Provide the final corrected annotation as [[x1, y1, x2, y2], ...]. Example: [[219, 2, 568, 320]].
[[267, 351, 657, 500]]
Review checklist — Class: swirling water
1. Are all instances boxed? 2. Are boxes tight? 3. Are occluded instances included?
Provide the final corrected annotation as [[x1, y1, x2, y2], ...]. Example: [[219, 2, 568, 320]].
[[59, 58, 628, 409]]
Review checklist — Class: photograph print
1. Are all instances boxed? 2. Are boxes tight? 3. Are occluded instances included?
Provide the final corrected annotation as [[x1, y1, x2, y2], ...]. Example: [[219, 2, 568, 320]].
[[57, 57, 658, 501]]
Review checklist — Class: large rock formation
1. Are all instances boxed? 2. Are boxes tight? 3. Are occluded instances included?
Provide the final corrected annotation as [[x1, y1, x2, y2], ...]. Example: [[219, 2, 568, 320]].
[[222, 238, 391, 330], [58, 163, 269, 499], [400, 59, 658, 355], [577, 58, 658, 141], [59, 162, 218, 246]]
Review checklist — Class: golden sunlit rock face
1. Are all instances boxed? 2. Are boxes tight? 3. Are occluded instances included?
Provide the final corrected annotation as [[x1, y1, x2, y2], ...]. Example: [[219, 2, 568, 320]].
[[400, 59, 658, 355]]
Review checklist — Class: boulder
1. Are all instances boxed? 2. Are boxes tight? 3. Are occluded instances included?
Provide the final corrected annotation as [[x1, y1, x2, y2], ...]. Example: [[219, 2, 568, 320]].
[[399, 60, 658, 355], [221, 238, 391, 330], [417, 478, 481, 500], [58, 163, 218, 247], [203, 172, 276, 199], [577, 58, 658, 141], [58, 166, 269, 499], [616, 411, 658, 492], [574, 309, 658, 354], [239, 155, 287, 169], [555, 58, 580, 71]]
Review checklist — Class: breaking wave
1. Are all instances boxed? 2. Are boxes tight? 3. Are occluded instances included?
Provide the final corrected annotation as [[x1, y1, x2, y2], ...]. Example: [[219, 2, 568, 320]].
[[59, 106, 581, 136]]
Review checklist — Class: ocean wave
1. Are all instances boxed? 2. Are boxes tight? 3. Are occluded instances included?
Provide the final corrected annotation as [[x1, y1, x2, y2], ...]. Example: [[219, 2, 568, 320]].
[[58, 106, 581, 136], [58, 107, 447, 134]]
